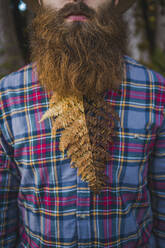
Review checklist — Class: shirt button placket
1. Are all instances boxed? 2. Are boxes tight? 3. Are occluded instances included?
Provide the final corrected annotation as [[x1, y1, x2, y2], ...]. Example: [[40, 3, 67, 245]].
[[76, 176, 91, 248]]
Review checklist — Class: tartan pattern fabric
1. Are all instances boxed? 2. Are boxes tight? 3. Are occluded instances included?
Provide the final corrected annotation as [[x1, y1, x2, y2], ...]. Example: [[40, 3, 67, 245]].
[[0, 56, 165, 248]]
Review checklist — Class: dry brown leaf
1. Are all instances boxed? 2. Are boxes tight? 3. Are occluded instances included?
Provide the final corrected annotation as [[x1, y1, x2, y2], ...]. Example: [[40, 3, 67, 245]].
[[40, 92, 118, 193]]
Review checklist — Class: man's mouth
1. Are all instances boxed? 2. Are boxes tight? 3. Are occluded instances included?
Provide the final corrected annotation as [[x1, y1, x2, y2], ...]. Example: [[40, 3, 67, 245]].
[[65, 13, 89, 22]]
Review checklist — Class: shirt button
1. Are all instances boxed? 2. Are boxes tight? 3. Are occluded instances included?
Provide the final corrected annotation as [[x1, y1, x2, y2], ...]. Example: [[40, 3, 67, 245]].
[[134, 134, 139, 139], [79, 214, 87, 219]]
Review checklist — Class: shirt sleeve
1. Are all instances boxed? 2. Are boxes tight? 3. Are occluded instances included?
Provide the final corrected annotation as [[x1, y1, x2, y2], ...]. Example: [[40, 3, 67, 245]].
[[149, 112, 165, 247], [0, 131, 20, 247]]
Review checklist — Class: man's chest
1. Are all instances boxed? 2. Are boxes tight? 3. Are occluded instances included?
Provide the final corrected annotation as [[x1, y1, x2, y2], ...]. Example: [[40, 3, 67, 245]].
[[7, 84, 161, 190]]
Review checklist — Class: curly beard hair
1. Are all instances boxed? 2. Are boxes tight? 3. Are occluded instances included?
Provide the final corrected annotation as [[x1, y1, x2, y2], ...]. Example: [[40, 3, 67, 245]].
[[30, 3, 127, 193], [30, 2, 126, 97]]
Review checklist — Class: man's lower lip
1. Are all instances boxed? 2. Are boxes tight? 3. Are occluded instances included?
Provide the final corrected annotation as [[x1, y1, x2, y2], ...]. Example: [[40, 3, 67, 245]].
[[66, 15, 88, 22]]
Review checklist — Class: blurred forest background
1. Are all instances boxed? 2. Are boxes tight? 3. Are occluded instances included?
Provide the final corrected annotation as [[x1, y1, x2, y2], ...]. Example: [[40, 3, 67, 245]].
[[0, 0, 165, 79]]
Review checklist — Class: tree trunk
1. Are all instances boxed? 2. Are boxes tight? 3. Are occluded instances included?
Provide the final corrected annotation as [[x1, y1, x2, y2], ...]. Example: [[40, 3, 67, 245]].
[[124, 3, 150, 63], [156, 5, 165, 52], [0, 0, 24, 78]]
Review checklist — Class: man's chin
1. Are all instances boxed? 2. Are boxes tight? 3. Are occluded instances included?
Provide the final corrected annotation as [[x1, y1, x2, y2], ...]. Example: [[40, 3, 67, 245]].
[[64, 18, 90, 30]]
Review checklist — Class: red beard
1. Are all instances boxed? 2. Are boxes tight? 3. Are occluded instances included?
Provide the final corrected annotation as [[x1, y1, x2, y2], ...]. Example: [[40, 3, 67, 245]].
[[30, 2, 126, 97]]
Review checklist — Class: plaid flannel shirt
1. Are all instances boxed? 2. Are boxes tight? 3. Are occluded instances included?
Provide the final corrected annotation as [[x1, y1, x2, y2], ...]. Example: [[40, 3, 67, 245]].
[[0, 56, 165, 248]]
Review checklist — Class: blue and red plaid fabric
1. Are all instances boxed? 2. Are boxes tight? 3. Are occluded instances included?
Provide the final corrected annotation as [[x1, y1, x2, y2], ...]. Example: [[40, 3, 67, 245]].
[[0, 56, 165, 248]]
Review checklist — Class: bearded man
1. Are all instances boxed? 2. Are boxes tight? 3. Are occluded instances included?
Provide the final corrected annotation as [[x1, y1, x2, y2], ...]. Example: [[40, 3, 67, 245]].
[[0, 0, 165, 247]]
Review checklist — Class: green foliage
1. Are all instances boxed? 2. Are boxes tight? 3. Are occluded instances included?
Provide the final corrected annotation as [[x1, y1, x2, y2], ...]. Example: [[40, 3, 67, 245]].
[[141, 48, 165, 76], [149, 49, 165, 76], [135, 0, 165, 75], [0, 74, 5, 80], [0, 48, 5, 56]]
